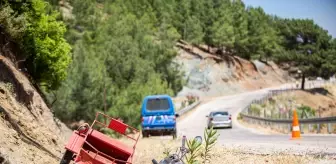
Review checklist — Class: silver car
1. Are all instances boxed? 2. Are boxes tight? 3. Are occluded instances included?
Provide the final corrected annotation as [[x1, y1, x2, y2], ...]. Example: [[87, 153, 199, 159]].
[[206, 111, 232, 129]]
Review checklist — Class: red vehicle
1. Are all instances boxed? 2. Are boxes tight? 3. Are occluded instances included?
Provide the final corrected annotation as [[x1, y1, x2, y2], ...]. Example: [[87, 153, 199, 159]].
[[60, 112, 140, 164]]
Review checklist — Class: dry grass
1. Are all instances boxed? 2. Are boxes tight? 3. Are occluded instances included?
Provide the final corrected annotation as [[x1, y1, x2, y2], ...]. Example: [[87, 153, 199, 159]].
[[127, 137, 335, 164]]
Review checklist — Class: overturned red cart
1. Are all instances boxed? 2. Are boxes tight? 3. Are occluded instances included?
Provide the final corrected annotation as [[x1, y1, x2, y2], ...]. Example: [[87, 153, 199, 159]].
[[60, 112, 140, 164]]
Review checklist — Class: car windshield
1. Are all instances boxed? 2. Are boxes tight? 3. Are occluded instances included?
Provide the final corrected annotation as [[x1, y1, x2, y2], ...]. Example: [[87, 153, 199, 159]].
[[146, 98, 170, 111], [211, 111, 228, 116]]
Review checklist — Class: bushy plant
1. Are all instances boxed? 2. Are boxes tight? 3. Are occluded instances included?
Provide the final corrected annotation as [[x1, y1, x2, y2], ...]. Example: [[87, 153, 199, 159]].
[[297, 105, 316, 117], [184, 127, 219, 164], [185, 137, 202, 164], [250, 104, 262, 116], [237, 113, 243, 120], [0, 0, 71, 90], [201, 128, 219, 163]]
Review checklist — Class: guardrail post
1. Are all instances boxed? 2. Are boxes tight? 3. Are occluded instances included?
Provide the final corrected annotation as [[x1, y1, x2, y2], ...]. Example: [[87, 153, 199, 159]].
[[274, 124, 281, 130], [308, 124, 312, 132], [288, 124, 291, 133], [300, 124, 304, 134], [327, 123, 332, 134], [317, 124, 321, 133]]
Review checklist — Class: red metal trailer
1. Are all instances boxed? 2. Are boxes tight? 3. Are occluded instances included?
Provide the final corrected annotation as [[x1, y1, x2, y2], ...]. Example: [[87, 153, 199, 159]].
[[60, 112, 140, 164]]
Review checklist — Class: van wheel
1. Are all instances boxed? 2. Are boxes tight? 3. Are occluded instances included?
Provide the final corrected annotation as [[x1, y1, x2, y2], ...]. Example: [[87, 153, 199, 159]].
[[172, 131, 177, 139], [142, 131, 149, 138]]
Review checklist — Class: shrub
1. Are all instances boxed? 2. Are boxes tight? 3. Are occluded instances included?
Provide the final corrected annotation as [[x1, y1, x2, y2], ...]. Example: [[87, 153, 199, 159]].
[[185, 137, 202, 164], [237, 113, 242, 120], [250, 104, 262, 116], [0, 0, 72, 91], [297, 105, 316, 117], [184, 127, 219, 164]]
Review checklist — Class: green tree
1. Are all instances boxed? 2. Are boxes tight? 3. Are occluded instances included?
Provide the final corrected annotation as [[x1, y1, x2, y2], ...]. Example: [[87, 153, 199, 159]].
[[174, 0, 191, 40], [45, 0, 336, 128], [274, 18, 334, 89], [1, 0, 72, 90], [200, 0, 216, 48], [232, 0, 249, 57], [185, 16, 204, 46], [246, 7, 280, 60], [210, 0, 235, 54], [51, 1, 183, 127]]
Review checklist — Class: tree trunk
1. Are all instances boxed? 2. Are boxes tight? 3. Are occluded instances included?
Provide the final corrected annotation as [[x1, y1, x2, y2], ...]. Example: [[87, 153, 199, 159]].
[[103, 81, 107, 124], [183, 24, 186, 40], [301, 73, 305, 90]]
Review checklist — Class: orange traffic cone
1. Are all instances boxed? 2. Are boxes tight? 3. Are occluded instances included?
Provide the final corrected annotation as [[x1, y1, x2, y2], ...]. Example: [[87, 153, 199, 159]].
[[291, 109, 301, 140]]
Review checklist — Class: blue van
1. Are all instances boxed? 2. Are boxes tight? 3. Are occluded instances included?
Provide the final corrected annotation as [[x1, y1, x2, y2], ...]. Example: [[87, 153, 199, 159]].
[[141, 95, 178, 138]]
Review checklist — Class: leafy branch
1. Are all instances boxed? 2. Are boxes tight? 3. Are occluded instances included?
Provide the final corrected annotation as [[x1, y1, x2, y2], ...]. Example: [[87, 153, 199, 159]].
[[201, 127, 219, 163], [183, 127, 219, 164], [185, 137, 202, 164]]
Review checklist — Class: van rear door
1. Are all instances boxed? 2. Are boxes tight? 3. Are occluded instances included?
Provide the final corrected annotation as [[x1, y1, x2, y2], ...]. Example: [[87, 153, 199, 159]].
[[141, 97, 176, 128], [142, 115, 175, 128]]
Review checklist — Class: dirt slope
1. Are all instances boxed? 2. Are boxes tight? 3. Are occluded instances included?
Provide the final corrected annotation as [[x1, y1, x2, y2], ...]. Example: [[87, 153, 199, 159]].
[[0, 56, 71, 164], [294, 85, 336, 117], [175, 41, 293, 98]]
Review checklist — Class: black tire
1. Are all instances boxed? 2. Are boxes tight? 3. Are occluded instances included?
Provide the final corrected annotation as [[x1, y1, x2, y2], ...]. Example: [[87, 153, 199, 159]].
[[172, 130, 177, 139], [60, 150, 73, 164], [142, 131, 149, 138]]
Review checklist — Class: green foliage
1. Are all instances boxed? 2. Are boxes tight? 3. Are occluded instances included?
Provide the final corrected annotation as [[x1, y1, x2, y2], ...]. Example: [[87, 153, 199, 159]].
[[201, 127, 219, 164], [210, 0, 235, 52], [1, 0, 71, 90], [250, 104, 262, 116], [237, 113, 243, 120], [163, 146, 172, 158], [232, 0, 249, 56], [183, 127, 219, 164], [0, 6, 26, 42], [185, 137, 202, 164], [185, 16, 204, 45], [44, 0, 336, 128], [50, 1, 183, 127], [245, 7, 281, 60], [274, 18, 335, 79], [297, 105, 316, 117]]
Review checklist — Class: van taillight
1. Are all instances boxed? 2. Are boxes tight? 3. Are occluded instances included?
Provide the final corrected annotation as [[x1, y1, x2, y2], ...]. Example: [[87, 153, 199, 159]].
[[210, 118, 213, 121], [229, 115, 232, 120], [173, 116, 176, 121], [141, 117, 144, 122]]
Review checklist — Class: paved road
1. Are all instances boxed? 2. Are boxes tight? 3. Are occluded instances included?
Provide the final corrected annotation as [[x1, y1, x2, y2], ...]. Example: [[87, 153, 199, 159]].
[[177, 83, 336, 155]]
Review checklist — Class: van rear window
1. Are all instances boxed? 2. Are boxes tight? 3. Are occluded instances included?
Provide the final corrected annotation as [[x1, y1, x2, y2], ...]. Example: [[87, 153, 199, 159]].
[[146, 98, 170, 111]]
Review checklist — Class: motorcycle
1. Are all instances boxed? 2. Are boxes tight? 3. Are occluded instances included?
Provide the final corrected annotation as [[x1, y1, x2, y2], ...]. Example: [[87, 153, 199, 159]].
[[152, 135, 202, 164]]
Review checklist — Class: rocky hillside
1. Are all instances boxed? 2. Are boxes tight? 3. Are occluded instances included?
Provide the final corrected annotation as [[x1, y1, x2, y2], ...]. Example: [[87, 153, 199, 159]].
[[0, 40, 295, 163], [175, 41, 293, 98], [0, 39, 295, 163], [0, 56, 71, 163]]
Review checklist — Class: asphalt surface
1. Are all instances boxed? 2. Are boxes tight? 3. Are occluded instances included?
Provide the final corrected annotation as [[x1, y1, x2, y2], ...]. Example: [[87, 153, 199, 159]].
[[177, 83, 336, 155]]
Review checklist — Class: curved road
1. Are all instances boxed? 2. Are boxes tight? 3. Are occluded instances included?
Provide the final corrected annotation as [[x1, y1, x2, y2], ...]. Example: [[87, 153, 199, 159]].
[[177, 84, 336, 155]]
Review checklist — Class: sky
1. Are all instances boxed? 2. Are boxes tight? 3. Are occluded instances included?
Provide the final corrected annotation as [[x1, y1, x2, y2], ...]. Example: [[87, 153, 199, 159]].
[[242, 0, 336, 38]]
